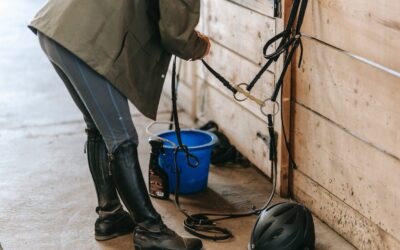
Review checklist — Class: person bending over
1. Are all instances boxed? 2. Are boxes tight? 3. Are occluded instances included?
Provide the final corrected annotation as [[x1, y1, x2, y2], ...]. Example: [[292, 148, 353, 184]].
[[28, 1, 210, 249]]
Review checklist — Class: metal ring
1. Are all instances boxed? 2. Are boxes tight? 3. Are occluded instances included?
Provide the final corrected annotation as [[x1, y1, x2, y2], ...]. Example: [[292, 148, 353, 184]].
[[260, 98, 280, 117], [233, 83, 249, 102]]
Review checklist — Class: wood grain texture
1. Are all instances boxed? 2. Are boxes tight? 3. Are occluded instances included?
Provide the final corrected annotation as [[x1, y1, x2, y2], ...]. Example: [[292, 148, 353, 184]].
[[193, 0, 288, 194], [176, 59, 197, 88], [274, 0, 294, 197], [197, 79, 273, 178], [295, 38, 400, 160], [302, 0, 400, 71], [292, 170, 400, 250], [227, 0, 275, 17], [292, 0, 400, 246], [197, 42, 275, 121], [163, 72, 194, 118], [200, 0, 276, 67], [197, 0, 290, 195], [166, 48, 275, 121], [293, 104, 400, 241]]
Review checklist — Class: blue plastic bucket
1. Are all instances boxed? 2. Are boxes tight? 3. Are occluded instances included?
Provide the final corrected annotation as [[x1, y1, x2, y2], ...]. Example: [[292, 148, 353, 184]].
[[156, 129, 217, 194]]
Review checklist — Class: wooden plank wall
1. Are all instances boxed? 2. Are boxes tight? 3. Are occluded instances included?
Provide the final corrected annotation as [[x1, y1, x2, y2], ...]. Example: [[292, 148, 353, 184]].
[[291, 0, 400, 249], [162, 0, 292, 192]]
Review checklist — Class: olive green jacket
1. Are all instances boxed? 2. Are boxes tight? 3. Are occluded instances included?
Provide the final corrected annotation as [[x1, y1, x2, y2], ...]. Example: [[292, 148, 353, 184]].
[[29, 0, 207, 120]]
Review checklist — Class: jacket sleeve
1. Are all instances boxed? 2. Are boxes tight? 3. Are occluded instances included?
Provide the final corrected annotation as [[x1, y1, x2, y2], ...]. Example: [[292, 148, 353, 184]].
[[158, 0, 207, 60]]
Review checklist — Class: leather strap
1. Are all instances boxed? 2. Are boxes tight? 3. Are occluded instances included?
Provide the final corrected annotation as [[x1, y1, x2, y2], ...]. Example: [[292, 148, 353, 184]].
[[169, 0, 309, 241]]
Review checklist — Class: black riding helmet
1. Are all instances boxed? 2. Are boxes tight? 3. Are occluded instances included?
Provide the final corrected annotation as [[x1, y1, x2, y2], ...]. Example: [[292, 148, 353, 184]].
[[249, 202, 315, 250]]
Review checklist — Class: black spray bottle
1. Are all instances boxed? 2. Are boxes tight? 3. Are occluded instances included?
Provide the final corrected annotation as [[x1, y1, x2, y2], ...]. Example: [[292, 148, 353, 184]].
[[148, 138, 170, 200]]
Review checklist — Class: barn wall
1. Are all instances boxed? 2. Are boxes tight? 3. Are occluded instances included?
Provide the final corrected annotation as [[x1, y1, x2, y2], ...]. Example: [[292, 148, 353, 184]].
[[291, 0, 400, 249], [162, 0, 293, 193]]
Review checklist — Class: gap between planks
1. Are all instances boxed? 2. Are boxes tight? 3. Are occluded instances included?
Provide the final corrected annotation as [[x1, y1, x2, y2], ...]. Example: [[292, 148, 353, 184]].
[[209, 38, 276, 76], [301, 34, 400, 78], [225, 0, 275, 18], [294, 101, 400, 163]]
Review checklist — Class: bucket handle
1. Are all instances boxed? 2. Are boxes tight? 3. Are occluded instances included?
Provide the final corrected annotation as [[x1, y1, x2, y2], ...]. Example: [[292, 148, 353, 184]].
[[146, 121, 194, 148]]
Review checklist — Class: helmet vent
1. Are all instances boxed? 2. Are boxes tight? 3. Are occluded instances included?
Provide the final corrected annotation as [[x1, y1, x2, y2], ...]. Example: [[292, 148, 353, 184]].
[[273, 204, 294, 217], [250, 203, 315, 249], [263, 222, 273, 231], [268, 228, 284, 240], [285, 212, 298, 225]]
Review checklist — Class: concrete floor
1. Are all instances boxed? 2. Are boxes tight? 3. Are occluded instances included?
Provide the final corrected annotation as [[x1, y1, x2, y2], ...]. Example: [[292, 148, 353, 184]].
[[0, 0, 356, 249]]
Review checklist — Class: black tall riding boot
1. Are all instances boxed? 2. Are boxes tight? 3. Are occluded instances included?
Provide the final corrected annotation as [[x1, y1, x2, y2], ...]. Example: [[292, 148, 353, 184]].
[[85, 128, 134, 241], [111, 140, 203, 250]]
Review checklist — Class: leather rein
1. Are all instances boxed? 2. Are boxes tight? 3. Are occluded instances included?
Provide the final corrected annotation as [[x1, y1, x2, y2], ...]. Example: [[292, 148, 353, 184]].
[[170, 0, 308, 241]]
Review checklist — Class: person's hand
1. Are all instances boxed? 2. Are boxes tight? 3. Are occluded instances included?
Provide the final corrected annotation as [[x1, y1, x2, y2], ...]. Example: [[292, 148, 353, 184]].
[[196, 31, 211, 59]]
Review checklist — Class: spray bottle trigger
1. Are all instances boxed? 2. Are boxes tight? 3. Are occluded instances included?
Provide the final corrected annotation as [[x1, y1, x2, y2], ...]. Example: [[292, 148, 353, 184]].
[[149, 138, 164, 153]]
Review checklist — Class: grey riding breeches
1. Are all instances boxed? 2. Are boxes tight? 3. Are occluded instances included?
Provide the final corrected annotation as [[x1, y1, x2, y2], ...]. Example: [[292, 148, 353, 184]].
[[37, 32, 139, 152]]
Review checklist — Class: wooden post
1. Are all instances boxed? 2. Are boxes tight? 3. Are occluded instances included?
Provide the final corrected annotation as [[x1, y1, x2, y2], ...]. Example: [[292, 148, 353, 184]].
[[275, 0, 294, 198]]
